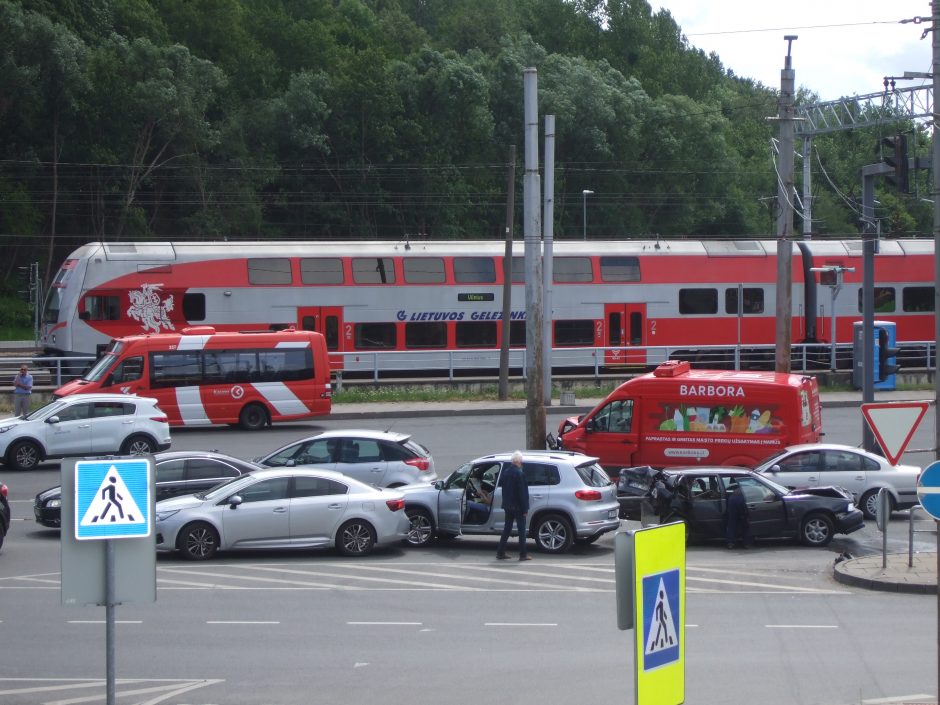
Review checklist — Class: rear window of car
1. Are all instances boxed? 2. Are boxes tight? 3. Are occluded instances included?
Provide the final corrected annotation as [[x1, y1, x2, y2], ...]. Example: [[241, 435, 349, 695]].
[[575, 462, 613, 487], [523, 463, 561, 487], [403, 439, 429, 457]]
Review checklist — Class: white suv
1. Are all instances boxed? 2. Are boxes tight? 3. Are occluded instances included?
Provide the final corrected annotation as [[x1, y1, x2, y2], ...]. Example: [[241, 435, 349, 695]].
[[1, 394, 171, 471]]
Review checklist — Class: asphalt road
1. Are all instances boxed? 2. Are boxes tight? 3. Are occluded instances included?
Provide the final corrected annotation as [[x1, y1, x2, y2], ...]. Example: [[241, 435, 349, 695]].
[[0, 406, 937, 705]]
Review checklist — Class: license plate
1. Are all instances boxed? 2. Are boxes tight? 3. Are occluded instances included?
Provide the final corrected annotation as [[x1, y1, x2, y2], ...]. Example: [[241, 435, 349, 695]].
[[608, 509, 618, 519]]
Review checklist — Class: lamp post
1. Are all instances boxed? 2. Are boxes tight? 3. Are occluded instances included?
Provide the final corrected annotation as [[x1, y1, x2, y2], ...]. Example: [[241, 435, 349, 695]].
[[582, 189, 594, 240]]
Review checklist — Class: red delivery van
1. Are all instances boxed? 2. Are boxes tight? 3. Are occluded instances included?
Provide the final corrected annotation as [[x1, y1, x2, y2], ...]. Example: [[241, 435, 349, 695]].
[[54, 326, 332, 429], [555, 360, 822, 473]]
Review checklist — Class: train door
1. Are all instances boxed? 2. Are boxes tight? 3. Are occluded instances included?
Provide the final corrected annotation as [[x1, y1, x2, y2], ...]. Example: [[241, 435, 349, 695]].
[[603, 304, 646, 365], [298, 306, 344, 370]]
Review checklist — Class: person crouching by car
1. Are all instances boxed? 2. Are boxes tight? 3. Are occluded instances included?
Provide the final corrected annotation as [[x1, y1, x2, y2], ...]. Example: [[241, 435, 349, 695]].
[[725, 482, 751, 548]]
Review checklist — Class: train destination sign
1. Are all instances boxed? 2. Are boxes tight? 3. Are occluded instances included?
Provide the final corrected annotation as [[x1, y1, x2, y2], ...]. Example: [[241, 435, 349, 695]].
[[457, 293, 495, 302]]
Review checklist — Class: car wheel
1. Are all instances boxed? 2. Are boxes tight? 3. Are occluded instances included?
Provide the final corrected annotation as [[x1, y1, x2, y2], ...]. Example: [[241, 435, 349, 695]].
[[0, 523, 5, 551], [533, 513, 574, 554], [239, 403, 268, 431], [121, 435, 156, 455], [337, 520, 376, 556], [861, 489, 894, 521], [799, 512, 835, 547], [404, 508, 435, 547], [178, 522, 219, 560], [8, 440, 41, 471]]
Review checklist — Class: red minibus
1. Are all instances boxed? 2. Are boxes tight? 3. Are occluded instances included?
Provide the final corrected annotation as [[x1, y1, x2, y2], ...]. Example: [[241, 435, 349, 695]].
[[55, 326, 331, 429], [556, 360, 822, 473]]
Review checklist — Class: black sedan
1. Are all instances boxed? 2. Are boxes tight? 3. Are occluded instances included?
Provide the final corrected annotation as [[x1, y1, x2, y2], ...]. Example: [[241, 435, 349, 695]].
[[33, 450, 261, 528], [618, 466, 864, 547]]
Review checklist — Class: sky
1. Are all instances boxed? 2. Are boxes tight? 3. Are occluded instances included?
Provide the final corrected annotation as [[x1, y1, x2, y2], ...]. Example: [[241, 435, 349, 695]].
[[653, 1, 933, 100]]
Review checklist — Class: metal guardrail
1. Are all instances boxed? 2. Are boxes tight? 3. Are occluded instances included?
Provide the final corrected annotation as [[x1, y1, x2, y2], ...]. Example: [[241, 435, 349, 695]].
[[909, 505, 937, 567]]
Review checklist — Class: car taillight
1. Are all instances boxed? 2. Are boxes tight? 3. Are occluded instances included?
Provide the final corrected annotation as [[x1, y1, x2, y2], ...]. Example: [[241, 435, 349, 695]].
[[386, 498, 405, 512], [150, 415, 168, 423], [0, 483, 6, 498], [575, 489, 603, 501], [404, 457, 431, 472]]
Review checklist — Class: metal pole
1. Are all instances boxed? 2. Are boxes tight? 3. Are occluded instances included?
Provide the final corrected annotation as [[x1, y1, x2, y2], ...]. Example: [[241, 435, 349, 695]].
[[802, 136, 812, 239], [582, 190, 593, 240], [543, 116, 555, 407], [932, 0, 940, 462], [105, 540, 115, 705], [523, 68, 545, 450], [774, 36, 797, 373], [498, 145, 516, 401]]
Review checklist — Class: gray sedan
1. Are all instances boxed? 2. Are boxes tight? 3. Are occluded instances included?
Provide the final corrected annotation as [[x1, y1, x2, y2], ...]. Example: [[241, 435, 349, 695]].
[[155, 468, 409, 560], [400, 450, 621, 554], [754, 443, 921, 519]]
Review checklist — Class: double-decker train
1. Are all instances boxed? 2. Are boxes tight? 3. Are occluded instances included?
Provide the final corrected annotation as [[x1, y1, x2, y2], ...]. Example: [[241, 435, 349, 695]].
[[39, 238, 936, 376]]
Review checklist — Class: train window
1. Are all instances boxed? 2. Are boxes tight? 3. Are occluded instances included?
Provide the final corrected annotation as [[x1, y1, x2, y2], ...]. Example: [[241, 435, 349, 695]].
[[600, 256, 640, 282], [353, 257, 395, 284], [510, 320, 526, 347], [512, 257, 525, 283], [456, 321, 497, 348], [325, 315, 339, 350], [629, 312, 643, 345], [554, 320, 595, 346], [858, 287, 895, 313], [454, 257, 496, 283], [554, 257, 593, 283], [182, 293, 205, 321], [403, 258, 445, 284], [354, 322, 397, 349], [405, 322, 447, 348], [724, 288, 764, 315], [300, 258, 344, 285], [679, 288, 718, 315], [248, 258, 292, 285], [84, 295, 121, 321], [609, 312, 622, 346], [903, 286, 935, 312]]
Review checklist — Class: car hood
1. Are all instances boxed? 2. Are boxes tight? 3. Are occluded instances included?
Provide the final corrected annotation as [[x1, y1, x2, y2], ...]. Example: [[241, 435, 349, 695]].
[[156, 494, 207, 511], [785, 485, 853, 501], [37, 485, 63, 501], [0, 417, 29, 431]]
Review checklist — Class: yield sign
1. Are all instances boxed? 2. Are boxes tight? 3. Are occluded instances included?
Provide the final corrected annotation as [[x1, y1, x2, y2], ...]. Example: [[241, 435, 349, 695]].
[[861, 401, 930, 465]]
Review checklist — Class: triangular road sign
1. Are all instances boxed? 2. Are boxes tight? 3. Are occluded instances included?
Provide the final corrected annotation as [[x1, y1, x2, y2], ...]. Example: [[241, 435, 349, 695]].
[[861, 402, 929, 465]]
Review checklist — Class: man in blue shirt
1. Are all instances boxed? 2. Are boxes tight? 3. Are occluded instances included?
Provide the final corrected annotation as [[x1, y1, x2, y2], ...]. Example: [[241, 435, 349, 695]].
[[496, 450, 531, 561], [12, 364, 33, 417]]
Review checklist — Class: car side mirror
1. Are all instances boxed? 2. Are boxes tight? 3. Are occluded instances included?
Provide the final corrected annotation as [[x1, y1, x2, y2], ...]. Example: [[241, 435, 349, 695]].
[[46, 416, 60, 424], [585, 419, 596, 433], [769, 464, 781, 473], [286, 459, 296, 467], [228, 495, 243, 508], [434, 480, 444, 490]]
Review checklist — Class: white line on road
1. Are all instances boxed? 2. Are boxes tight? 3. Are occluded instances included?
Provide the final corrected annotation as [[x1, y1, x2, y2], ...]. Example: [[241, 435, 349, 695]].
[[66, 620, 142, 624], [484, 622, 558, 627], [206, 620, 280, 624], [347, 621, 423, 626], [765, 624, 839, 629]]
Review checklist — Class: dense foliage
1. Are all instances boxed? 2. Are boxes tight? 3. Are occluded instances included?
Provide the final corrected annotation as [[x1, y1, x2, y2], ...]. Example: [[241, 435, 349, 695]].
[[0, 0, 930, 287]]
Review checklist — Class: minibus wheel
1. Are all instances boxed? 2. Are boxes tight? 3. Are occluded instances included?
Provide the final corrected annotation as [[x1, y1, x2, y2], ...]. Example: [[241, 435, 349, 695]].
[[239, 403, 269, 431]]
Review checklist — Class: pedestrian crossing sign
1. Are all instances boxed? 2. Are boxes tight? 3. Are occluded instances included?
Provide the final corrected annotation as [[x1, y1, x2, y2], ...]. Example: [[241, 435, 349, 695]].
[[74, 458, 152, 540]]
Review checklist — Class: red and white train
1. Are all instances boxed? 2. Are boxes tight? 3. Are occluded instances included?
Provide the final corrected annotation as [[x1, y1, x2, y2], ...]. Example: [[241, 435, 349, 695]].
[[39, 238, 936, 376]]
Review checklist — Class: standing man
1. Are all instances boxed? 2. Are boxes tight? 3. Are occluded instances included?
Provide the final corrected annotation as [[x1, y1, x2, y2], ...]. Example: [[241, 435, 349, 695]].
[[496, 450, 531, 561], [12, 364, 33, 417]]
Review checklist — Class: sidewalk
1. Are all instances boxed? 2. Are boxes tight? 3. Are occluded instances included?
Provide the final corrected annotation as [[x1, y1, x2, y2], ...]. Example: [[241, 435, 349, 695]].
[[834, 552, 937, 594]]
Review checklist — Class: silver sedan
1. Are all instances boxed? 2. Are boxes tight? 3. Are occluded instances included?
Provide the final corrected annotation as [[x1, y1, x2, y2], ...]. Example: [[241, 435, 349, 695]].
[[155, 468, 409, 560]]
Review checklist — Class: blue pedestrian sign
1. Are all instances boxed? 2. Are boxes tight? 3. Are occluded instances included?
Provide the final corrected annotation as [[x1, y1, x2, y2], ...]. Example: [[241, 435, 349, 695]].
[[642, 569, 681, 670], [75, 458, 152, 540], [917, 460, 940, 521]]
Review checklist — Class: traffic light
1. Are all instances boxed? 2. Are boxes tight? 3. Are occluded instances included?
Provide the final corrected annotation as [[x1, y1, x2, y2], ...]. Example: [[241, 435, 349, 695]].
[[876, 328, 900, 382], [881, 134, 909, 192]]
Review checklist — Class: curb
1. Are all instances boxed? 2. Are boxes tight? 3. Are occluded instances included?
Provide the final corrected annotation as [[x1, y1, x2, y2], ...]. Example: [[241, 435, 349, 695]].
[[832, 553, 937, 594]]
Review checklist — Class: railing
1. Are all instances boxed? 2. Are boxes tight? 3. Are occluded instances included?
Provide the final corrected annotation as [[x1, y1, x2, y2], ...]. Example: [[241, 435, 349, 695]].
[[19, 339, 937, 386], [909, 505, 938, 567]]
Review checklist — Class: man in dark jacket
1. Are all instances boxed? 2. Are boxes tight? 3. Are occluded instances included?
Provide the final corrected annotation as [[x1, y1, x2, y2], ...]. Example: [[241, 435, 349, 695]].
[[496, 450, 531, 561]]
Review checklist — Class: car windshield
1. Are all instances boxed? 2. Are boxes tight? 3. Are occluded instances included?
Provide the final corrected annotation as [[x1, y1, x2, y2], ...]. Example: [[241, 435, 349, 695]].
[[575, 462, 612, 487], [83, 352, 119, 382], [444, 463, 472, 489], [755, 473, 791, 495], [200, 474, 259, 501], [23, 398, 70, 422], [755, 450, 787, 470]]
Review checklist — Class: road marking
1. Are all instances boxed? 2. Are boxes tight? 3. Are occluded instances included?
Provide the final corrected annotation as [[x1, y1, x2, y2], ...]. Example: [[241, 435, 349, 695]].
[[330, 563, 609, 590], [347, 621, 423, 626], [66, 620, 143, 624], [688, 575, 849, 594], [765, 624, 839, 629], [0, 677, 224, 705], [206, 620, 280, 624], [236, 564, 489, 591], [485, 622, 558, 627]]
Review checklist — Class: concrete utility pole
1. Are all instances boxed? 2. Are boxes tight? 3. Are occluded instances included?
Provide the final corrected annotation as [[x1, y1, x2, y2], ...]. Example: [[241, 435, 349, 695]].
[[933, 1, 940, 462], [542, 115, 555, 407], [774, 36, 797, 373], [523, 68, 545, 450], [498, 145, 516, 401]]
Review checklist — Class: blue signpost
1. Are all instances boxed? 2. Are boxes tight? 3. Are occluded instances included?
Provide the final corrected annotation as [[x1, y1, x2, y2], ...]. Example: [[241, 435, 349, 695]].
[[915, 459, 940, 705]]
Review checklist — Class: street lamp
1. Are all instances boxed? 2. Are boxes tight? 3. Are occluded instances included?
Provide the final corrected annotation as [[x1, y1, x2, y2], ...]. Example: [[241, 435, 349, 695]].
[[582, 190, 594, 240]]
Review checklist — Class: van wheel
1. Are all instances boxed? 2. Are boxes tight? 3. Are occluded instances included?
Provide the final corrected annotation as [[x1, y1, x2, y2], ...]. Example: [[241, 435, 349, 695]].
[[239, 403, 269, 431], [533, 513, 574, 554]]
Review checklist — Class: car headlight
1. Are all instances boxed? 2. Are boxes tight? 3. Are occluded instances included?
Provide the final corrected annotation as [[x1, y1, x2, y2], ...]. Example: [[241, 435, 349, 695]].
[[48, 498, 61, 508], [155, 509, 180, 521], [846, 502, 855, 512], [0, 426, 13, 434]]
